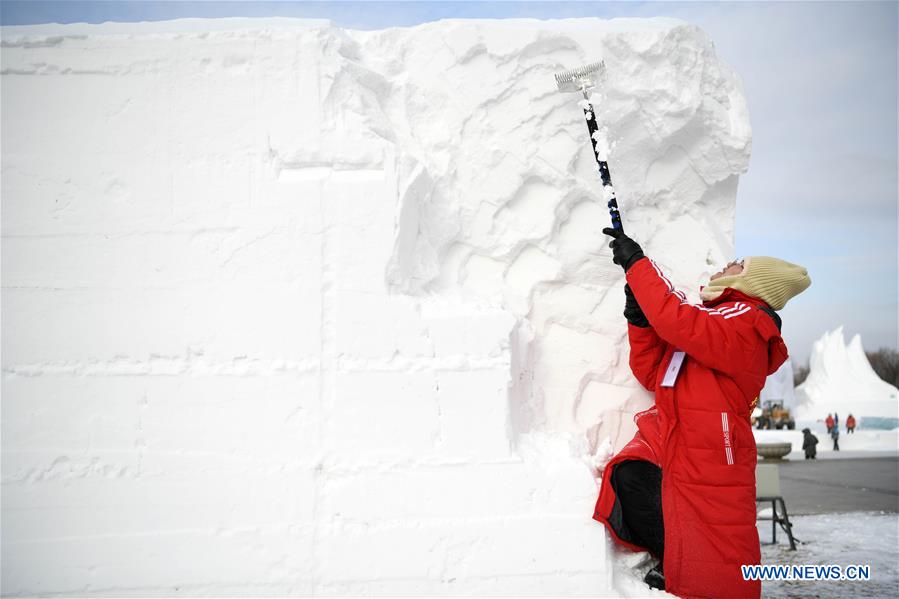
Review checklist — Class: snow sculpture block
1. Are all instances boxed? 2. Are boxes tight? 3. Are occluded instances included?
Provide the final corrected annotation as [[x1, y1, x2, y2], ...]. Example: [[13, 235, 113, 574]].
[[760, 360, 797, 410], [795, 327, 899, 421], [1, 17, 750, 596], [375, 19, 752, 443]]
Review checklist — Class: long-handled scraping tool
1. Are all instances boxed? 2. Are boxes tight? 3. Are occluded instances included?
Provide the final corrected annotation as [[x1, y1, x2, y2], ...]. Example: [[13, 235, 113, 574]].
[[554, 62, 623, 232]]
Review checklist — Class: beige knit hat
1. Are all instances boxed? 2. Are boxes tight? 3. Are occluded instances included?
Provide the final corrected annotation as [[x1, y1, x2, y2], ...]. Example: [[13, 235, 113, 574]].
[[699, 256, 811, 310]]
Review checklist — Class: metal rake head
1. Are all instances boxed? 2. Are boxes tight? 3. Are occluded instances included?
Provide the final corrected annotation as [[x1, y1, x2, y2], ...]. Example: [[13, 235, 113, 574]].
[[554, 61, 606, 93]]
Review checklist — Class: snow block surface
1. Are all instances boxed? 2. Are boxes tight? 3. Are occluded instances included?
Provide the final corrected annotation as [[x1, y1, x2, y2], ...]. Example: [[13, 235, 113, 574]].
[[1, 17, 750, 596], [759, 360, 797, 410]]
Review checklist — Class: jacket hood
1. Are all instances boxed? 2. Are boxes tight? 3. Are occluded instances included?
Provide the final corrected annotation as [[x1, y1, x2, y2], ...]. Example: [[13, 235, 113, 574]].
[[701, 287, 788, 376]]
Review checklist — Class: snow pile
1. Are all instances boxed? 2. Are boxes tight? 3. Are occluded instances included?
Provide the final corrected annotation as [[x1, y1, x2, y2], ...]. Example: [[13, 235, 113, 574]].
[[610, 550, 676, 598], [795, 327, 899, 422], [2, 17, 750, 596]]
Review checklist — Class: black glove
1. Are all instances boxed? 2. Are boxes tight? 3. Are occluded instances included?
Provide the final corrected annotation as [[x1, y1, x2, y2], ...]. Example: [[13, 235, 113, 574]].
[[602, 227, 644, 272], [624, 284, 650, 328]]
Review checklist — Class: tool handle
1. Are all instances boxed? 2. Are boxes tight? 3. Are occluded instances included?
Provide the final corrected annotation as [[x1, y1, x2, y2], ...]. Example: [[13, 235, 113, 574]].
[[582, 103, 623, 232]]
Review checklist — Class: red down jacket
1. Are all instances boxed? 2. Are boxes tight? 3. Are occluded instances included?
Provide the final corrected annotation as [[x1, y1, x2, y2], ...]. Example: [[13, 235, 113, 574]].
[[593, 257, 788, 599]]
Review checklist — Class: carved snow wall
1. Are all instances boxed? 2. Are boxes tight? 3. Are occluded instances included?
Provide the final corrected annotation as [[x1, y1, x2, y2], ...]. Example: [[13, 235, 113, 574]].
[[1, 17, 749, 596]]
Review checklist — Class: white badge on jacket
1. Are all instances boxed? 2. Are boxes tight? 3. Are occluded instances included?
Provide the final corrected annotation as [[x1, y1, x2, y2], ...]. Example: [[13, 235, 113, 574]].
[[660, 350, 686, 387]]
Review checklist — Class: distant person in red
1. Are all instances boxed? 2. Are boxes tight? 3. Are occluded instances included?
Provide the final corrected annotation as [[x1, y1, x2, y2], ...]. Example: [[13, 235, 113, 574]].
[[593, 228, 811, 598], [825, 413, 834, 434], [846, 413, 857, 434]]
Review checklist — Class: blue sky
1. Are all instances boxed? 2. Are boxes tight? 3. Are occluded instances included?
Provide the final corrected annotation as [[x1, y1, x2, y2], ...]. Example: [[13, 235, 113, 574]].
[[3, 1, 897, 365]]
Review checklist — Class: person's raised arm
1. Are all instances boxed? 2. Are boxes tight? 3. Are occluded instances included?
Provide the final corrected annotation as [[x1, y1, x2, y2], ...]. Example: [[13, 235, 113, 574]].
[[623, 284, 667, 391], [603, 228, 764, 375]]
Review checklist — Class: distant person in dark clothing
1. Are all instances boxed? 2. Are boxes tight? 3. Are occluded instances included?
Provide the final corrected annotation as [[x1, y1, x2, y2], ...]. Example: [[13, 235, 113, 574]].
[[801, 428, 818, 459], [825, 413, 834, 434], [846, 414, 856, 434], [831, 425, 840, 451], [834, 412, 840, 431]]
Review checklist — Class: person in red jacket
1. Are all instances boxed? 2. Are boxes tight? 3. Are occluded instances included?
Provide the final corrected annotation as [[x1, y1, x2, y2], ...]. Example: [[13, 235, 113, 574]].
[[593, 228, 810, 598], [825, 413, 835, 434], [846, 413, 857, 433]]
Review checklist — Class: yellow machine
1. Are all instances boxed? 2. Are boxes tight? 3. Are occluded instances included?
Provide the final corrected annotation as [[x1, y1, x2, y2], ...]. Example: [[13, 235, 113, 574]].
[[752, 400, 796, 430]]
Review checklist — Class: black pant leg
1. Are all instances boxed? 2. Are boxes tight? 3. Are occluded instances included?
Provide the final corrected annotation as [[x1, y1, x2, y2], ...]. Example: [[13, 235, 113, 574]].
[[612, 460, 665, 561]]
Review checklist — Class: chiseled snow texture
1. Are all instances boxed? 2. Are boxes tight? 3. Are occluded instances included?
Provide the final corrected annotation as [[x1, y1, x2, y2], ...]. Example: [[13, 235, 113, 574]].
[[795, 327, 899, 421], [1, 17, 749, 596]]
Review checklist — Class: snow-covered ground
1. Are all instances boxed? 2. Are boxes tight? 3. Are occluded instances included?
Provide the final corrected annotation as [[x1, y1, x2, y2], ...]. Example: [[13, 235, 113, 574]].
[[759, 511, 899, 598], [609, 548, 673, 598], [754, 425, 899, 460], [608, 511, 899, 598]]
